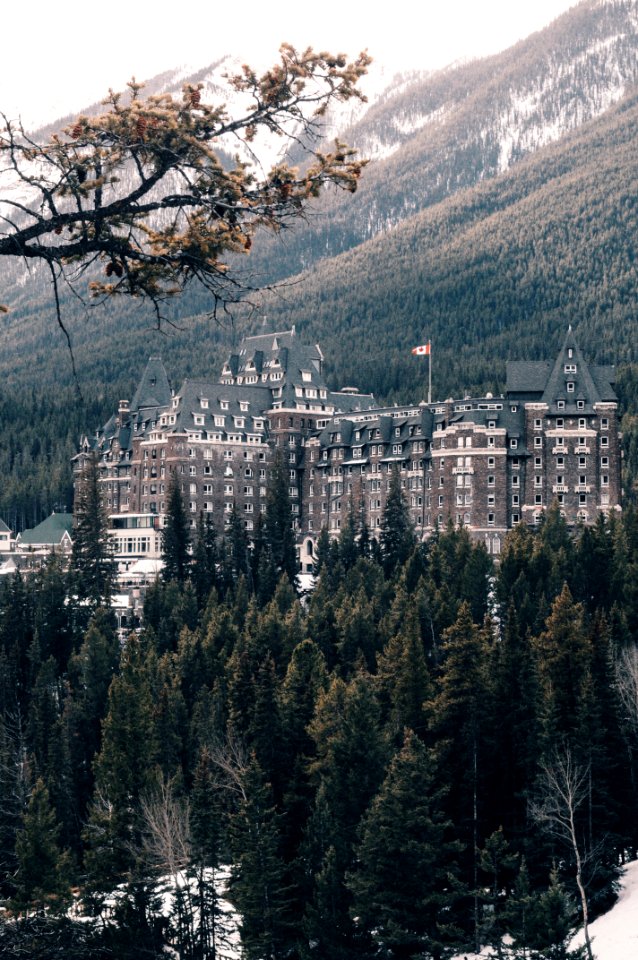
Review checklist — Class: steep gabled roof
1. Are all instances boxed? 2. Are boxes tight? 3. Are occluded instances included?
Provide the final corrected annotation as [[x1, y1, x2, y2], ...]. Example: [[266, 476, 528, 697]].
[[540, 328, 609, 412], [506, 329, 617, 408], [130, 357, 172, 412]]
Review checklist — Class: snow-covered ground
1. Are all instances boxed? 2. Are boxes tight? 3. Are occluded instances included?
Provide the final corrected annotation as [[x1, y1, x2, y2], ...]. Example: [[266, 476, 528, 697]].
[[452, 858, 638, 960], [571, 859, 638, 960]]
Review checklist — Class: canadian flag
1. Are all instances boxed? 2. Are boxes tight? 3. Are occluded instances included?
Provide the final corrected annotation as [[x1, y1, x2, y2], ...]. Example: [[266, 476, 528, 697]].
[[411, 342, 431, 356]]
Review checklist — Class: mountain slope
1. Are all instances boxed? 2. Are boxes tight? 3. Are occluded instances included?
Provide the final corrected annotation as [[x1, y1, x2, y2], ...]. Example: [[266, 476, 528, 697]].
[[245, 0, 638, 281]]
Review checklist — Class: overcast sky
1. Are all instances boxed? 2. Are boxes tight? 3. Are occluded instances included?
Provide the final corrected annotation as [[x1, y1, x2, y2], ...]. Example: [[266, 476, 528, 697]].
[[1, 0, 579, 128]]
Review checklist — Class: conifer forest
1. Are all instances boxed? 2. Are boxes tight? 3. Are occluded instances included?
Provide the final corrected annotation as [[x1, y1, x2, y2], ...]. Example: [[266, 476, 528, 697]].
[[3, 4, 638, 956], [1, 489, 638, 959]]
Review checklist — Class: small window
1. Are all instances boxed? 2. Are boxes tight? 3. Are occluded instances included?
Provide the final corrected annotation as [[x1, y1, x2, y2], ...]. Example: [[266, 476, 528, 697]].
[[601, 418, 609, 430], [510, 438, 518, 449], [534, 419, 542, 429]]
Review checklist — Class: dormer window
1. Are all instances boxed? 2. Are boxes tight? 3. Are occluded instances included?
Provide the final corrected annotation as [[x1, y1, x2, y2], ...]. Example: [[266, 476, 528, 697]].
[[557, 400, 565, 410], [564, 364, 577, 374], [200, 398, 209, 409], [567, 382, 575, 393], [240, 401, 249, 412], [220, 400, 229, 410], [194, 415, 205, 426]]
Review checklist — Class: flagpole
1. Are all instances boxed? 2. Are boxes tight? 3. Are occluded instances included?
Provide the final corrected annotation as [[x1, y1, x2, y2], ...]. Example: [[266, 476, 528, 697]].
[[428, 345, 432, 405]]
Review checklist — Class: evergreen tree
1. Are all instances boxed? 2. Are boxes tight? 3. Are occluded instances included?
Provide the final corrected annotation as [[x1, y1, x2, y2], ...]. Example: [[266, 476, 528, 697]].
[[191, 511, 219, 608], [534, 585, 593, 755], [380, 467, 415, 577], [11, 778, 71, 915], [376, 605, 431, 741], [429, 602, 493, 945], [71, 453, 115, 610], [84, 635, 155, 884], [228, 756, 292, 960], [162, 473, 191, 584], [264, 453, 298, 585], [347, 729, 462, 959], [304, 672, 388, 956]]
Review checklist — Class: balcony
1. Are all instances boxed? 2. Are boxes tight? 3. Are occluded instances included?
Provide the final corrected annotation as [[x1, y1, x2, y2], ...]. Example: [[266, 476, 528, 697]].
[[452, 467, 475, 475], [552, 485, 568, 494], [574, 445, 590, 454], [575, 484, 591, 494]]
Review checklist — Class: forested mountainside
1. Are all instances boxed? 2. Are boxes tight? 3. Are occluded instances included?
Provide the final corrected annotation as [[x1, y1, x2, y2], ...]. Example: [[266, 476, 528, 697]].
[[247, 0, 638, 281], [2, 501, 638, 957], [2, 0, 638, 526]]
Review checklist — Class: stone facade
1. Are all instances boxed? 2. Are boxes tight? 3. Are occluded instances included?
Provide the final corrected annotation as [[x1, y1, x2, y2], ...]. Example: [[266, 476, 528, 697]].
[[75, 326, 621, 573]]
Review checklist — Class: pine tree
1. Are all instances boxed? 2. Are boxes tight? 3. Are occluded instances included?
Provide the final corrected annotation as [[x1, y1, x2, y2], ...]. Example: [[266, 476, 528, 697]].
[[191, 511, 219, 608], [376, 605, 431, 741], [429, 602, 493, 946], [264, 453, 298, 585], [347, 729, 462, 959], [380, 467, 415, 577], [228, 756, 292, 960], [534, 585, 593, 755], [304, 672, 388, 955], [12, 778, 71, 915], [71, 453, 115, 610], [162, 473, 191, 584], [84, 635, 155, 884]]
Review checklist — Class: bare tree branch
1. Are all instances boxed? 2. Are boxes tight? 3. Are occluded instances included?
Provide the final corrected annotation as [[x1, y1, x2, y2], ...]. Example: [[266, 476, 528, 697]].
[[531, 748, 595, 960]]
